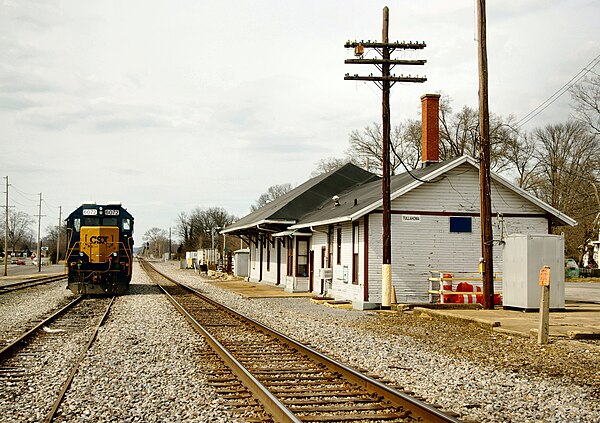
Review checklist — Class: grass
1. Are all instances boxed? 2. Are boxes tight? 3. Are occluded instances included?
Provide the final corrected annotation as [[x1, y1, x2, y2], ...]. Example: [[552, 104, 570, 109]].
[[566, 276, 600, 283]]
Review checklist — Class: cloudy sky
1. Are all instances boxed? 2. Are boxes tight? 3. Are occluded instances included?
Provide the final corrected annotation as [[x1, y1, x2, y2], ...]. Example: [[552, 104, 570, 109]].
[[2, 0, 599, 245]]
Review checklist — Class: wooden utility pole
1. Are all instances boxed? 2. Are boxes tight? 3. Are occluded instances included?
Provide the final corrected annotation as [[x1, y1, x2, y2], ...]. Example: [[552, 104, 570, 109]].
[[56, 206, 61, 265], [345, 6, 426, 308], [36, 193, 42, 273], [477, 0, 494, 309], [3, 176, 8, 277]]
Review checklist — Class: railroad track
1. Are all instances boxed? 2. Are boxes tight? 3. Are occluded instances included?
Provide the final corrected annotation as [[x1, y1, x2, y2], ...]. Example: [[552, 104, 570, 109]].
[[0, 274, 67, 294], [141, 260, 462, 423], [0, 295, 114, 422]]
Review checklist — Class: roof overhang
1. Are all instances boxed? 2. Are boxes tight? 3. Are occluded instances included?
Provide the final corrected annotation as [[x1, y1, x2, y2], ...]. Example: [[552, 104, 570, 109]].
[[221, 219, 297, 234], [273, 230, 312, 237], [289, 216, 353, 230]]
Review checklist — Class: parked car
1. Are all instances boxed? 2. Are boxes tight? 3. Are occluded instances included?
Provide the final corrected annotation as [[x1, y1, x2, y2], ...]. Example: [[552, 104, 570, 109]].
[[15, 260, 26, 265], [565, 258, 580, 278]]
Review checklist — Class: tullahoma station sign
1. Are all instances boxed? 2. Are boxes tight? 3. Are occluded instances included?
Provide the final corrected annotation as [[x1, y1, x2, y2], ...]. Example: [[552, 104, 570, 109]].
[[401, 215, 421, 223]]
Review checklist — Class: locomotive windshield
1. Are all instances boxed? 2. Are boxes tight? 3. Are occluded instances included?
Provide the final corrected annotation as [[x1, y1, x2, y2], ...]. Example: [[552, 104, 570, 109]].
[[84, 217, 101, 226]]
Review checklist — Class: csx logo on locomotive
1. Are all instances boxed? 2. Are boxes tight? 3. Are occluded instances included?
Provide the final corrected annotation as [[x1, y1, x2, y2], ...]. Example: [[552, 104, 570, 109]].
[[89, 235, 111, 244]]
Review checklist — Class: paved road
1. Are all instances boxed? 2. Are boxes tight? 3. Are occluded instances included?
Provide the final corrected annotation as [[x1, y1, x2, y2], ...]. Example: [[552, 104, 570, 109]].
[[565, 281, 600, 302], [0, 263, 64, 278]]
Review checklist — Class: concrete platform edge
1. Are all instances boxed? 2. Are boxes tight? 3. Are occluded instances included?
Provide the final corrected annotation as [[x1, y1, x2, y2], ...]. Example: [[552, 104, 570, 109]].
[[413, 307, 501, 330]]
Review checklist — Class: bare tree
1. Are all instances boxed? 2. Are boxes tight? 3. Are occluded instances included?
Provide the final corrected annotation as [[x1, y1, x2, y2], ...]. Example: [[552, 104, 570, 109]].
[[438, 93, 516, 172], [0, 210, 35, 253], [528, 121, 600, 259], [344, 119, 422, 177], [142, 227, 168, 258], [175, 206, 237, 251], [504, 131, 540, 190], [311, 157, 354, 177], [250, 184, 293, 212], [570, 74, 600, 136], [43, 224, 67, 263], [174, 211, 195, 252]]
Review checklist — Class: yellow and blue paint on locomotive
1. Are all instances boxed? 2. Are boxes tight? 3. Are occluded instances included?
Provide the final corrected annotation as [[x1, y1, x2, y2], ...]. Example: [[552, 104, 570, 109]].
[[65, 203, 134, 294]]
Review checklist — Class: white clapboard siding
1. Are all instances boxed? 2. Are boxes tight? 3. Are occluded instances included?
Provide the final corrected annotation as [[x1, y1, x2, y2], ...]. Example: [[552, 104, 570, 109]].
[[365, 163, 551, 303], [397, 164, 542, 214], [326, 221, 364, 302]]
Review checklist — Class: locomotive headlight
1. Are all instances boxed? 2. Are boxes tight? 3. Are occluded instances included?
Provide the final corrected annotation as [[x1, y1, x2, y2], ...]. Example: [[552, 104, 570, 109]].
[[112, 252, 118, 257], [79, 252, 84, 256]]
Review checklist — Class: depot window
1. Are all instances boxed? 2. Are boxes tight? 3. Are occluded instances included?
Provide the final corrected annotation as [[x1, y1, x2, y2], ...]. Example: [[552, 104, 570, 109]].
[[296, 238, 308, 277], [286, 238, 294, 276], [336, 228, 342, 265], [449, 216, 472, 233], [352, 221, 359, 284]]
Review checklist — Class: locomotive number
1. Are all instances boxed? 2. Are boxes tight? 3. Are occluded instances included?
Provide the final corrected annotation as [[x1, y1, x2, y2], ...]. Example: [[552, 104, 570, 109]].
[[105, 209, 119, 216], [83, 209, 98, 215]]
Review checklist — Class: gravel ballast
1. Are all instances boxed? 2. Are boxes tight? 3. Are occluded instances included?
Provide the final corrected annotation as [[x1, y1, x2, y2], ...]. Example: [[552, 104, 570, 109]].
[[154, 262, 600, 423], [1, 262, 598, 422], [55, 262, 239, 422], [0, 281, 75, 344]]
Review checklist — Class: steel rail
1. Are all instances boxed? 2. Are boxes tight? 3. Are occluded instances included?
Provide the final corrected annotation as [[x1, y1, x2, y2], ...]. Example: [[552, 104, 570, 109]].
[[152, 271, 301, 423], [44, 296, 116, 423], [142, 260, 462, 423], [0, 296, 83, 361], [0, 274, 67, 294]]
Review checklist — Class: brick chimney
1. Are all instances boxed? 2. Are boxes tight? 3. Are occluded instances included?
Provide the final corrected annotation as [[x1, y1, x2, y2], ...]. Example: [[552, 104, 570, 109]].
[[421, 93, 441, 166]]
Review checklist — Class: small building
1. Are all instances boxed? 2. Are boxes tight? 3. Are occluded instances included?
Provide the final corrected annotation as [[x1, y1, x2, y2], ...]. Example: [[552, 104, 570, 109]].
[[233, 248, 250, 277], [222, 94, 576, 309]]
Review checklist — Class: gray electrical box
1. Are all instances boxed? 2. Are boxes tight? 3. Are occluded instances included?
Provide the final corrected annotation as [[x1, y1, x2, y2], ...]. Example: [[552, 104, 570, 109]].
[[502, 234, 565, 310]]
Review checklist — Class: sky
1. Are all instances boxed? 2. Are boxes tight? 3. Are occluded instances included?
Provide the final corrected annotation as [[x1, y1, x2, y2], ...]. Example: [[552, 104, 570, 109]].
[[2, 0, 599, 246]]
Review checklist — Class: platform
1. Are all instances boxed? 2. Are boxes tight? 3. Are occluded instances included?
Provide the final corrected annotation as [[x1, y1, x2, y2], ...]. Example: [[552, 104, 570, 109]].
[[206, 278, 314, 299], [410, 301, 600, 340]]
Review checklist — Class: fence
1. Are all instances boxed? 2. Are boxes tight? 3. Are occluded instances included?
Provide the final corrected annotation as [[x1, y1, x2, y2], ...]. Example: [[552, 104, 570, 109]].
[[428, 271, 503, 305]]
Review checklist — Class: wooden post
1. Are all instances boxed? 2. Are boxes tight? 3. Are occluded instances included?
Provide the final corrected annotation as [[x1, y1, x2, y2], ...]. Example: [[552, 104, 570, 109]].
[[37, 193, 42, 273], [381, 6, 392, 309], [56, 205, 61, 265], [538, 266, 551, 345], [343, 7, 426, 309], [477, 0, 494, 310], [3, 176, 8, 277]]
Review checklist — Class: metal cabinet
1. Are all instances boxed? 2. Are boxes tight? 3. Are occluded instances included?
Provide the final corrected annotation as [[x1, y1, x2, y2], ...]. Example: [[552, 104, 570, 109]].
[[502, 234, 565, 310]]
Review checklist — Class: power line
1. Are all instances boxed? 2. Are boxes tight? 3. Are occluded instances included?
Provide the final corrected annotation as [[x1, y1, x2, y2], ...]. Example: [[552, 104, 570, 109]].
[[10, 184, 38, 199], [515, 53, 600, 128]]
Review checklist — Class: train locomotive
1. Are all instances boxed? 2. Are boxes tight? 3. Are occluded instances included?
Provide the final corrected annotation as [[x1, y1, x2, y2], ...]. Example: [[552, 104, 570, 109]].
[[65, 203, 134, 294]]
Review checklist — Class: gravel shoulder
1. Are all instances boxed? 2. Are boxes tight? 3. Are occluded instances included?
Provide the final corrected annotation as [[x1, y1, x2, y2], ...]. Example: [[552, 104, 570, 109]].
[[37, 263, 240, 422], [0, 281, 75, 343], [155, 262, 600, 423]]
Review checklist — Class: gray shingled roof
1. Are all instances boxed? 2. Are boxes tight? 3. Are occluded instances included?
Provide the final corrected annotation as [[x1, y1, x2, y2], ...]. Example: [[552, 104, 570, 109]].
[[222, 162, 379, 234], [289, 159, 452, 228]]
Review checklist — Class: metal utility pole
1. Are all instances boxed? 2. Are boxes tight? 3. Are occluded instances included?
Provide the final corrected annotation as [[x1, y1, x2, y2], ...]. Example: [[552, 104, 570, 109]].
[[169, 227, 172, 260], [477, 0, 494, 309], [56, 206, 61, 265], [3, 176, 8, 277], [345, 6, 426, 309], [36, 193, 43, 273]]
